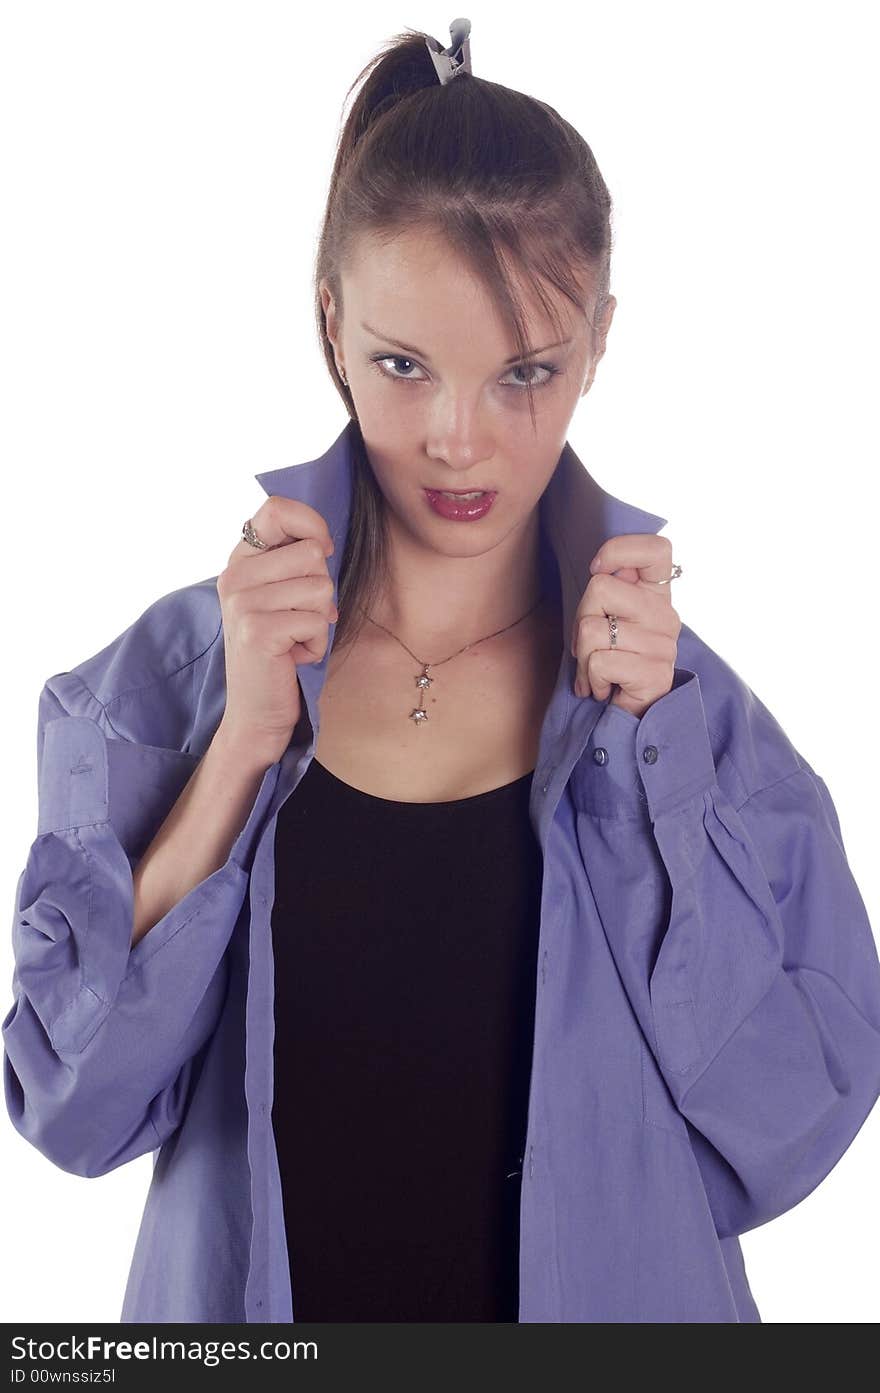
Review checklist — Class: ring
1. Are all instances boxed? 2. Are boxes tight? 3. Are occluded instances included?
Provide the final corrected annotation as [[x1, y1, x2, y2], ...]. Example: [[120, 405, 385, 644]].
[[653, 562, 683, 586], [242, 518, 269, 550]]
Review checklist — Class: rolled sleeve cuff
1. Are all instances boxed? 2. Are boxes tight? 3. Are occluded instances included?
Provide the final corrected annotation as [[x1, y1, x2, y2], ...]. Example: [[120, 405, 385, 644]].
[[577, 668, 717, 820], [38, 715, 201, 856]]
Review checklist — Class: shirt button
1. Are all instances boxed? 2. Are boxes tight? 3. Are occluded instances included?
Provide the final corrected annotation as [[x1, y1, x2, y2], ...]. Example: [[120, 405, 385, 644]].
[[592, 746, 608, 765], [642, 745, 659, 764]]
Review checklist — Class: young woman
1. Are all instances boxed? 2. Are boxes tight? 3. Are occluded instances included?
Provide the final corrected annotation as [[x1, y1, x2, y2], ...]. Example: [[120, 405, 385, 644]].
[[4, 20, 880, 1324]]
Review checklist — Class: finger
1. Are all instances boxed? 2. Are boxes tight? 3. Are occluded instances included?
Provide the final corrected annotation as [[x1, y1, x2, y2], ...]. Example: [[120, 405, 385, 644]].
[[242, 605, 332, 663], [239, 571, 337, 622], [586, 651, 674, 705], [573, 617, 676, 699], [229, 495, 335, 565], [225, 532, 333, 596], [590, 533, 674, 583], [570, 573, 679, 658]]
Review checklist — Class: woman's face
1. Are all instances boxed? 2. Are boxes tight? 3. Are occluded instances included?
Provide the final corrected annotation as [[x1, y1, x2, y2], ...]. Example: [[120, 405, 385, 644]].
[[320, 228, 615, 562]]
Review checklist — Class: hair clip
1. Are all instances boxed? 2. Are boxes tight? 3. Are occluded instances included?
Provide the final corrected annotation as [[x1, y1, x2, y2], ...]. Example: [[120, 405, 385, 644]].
[[425, 17, 472, 85]]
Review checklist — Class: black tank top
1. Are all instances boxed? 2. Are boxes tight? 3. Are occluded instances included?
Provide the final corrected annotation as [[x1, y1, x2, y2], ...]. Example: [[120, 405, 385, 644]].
[[270, 754, 544, 1322]]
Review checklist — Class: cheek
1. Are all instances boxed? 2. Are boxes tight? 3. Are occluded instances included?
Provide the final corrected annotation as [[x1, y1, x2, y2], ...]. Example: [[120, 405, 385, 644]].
[[357, 390, 419, 449]]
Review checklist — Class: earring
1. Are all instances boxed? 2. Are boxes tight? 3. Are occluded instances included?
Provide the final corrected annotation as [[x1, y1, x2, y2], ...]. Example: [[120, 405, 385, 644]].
[[339, 366, 348, 387]]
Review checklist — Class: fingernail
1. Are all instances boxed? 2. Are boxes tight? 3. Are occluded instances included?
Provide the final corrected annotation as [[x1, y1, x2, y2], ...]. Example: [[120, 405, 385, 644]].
[[589, 554, 602, 572]]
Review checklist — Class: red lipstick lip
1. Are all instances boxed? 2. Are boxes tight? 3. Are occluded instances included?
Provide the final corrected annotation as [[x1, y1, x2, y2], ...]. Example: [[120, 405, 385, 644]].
[[422, 488, 498, 522]]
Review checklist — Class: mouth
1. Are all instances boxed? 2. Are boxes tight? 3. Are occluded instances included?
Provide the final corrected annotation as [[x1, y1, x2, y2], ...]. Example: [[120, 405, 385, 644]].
[[424, 487, 495, 497], [422, 487, 498, 521]]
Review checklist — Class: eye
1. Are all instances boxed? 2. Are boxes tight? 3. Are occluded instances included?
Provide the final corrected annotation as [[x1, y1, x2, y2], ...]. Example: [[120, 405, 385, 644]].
[[500, 362, 561, 389], [369, 354, 561, 390], [369, 355, 427, 384]]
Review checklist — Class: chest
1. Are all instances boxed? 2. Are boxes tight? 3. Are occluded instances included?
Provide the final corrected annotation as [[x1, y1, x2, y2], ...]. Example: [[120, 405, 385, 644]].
[[312, 602, 565, 803]]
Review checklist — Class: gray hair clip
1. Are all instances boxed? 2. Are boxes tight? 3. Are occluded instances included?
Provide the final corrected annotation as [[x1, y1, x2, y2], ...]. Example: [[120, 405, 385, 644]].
[[425, 17, 472, 85]]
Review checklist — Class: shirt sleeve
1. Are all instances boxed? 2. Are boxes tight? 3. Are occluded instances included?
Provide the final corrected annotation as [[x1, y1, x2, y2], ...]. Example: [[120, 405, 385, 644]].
[[2, 677, 254, 1178], [571, 670, 880, 1238]]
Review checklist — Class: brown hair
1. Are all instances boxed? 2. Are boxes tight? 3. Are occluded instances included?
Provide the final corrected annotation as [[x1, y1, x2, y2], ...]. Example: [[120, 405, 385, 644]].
[[312, 26, 614, 653]]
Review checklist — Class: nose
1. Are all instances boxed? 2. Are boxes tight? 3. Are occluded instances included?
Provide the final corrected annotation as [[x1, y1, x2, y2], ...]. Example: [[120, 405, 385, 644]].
[[425, 394, 494, 473]]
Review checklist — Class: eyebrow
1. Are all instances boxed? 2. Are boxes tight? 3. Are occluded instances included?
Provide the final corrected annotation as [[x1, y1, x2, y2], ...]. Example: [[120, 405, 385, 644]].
[[360, 320, 572, 365]]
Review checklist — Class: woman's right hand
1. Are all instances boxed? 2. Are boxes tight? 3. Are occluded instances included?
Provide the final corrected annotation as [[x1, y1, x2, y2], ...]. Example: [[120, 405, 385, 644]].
[[215, 496, 338, 763]]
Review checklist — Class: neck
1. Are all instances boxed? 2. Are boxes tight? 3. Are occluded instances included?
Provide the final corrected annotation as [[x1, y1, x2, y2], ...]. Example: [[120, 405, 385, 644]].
[[366, 506, 546, 655]]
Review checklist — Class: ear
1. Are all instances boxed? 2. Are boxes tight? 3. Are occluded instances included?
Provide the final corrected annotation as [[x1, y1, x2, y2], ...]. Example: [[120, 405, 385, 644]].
[[581, 294, 617, 397], [593, 293, 617, 358], [319, 278, 339, 351]]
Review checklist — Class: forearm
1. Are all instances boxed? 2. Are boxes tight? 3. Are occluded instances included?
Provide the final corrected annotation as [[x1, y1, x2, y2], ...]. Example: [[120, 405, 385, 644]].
[[131, 722, 278, 947]]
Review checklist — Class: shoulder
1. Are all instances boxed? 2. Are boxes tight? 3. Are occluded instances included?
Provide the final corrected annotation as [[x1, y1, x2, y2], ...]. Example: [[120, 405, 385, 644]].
[[43, 575, 224, 751], [677, 620, 816, 807]]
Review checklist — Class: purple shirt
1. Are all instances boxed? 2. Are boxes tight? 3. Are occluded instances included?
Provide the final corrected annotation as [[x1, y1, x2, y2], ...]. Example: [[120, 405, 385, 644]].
[[5, 420, 880, 1322]]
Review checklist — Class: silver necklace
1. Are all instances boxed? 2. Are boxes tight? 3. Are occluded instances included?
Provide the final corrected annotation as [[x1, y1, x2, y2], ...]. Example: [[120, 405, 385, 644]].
[[361, 594, 546, 726]]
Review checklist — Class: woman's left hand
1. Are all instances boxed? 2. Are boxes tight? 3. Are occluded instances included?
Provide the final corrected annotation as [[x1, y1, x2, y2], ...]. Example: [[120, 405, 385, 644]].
[[571, 535, 682, 719]]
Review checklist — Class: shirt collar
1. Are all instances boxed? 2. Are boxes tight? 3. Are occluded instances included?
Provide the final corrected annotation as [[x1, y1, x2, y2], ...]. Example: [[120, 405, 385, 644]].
[[254, 419, 668, 650]]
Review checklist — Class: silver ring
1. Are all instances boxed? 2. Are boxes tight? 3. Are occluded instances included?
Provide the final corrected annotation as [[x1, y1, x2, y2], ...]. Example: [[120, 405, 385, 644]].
[[607, 614, 619, 648], [653, 562, 683, 586], [242, 518, 269, 550]]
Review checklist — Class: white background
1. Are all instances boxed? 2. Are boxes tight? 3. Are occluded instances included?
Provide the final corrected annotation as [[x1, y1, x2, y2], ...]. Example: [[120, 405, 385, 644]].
[[1, 0, 878, 1324]]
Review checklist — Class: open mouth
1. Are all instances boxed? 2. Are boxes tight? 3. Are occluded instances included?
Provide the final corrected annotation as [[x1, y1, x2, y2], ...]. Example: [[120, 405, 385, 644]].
[[422, 488, 498, 521]]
